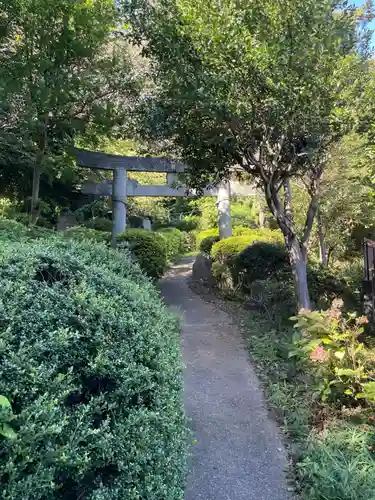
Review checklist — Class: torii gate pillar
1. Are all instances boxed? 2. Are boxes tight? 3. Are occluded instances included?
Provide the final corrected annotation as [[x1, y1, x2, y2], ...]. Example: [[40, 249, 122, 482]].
[[217, 181, 232, 239], [112, 168, 127, 244]]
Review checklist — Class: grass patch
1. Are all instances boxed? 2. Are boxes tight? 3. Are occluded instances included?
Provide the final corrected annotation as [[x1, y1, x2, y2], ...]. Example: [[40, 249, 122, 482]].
[[243, 309, 375, 499]]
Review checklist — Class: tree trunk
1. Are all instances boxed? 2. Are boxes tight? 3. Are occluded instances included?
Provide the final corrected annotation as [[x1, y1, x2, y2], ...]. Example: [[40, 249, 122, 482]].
[[262, 176, 313, 311], [283, 181, 311, 310], [30, 128, 47, 225], [289, 236, 311, 310], [30, 163, 41, 225], [258, 202, 265, 228], [317, 208, 327, 266]]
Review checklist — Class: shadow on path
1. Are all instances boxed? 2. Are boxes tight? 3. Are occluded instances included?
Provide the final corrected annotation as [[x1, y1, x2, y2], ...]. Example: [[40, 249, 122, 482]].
[[159, 258, 292, 500]]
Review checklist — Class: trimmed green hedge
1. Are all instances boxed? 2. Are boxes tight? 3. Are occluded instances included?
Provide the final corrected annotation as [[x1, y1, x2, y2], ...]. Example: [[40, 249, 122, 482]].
[[158, 228, 184, 262], [117, 229, 167, 279], [210, 230, 285, 292], [235, 242, 290, 285], [197, 227, 283, 254], [195, 228, 219, 250], [200, 235, 220, 255], [211, 235, 254, 264], [0, 237, 187, 500]]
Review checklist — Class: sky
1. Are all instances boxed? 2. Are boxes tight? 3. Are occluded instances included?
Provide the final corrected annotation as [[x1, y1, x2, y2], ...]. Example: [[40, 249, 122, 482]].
[[354, 0, 375, 48]]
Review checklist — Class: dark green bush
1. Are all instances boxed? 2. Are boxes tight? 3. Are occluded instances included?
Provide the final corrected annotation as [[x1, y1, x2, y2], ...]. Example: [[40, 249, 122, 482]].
[[0, 218, 52, 241], [84, 217, 113, 232], [235, 242, 290, 285], [211, 235, 254, 264], [180, 230, 196, 252], [195, 228, 219, 249], [0, 238, 187, 500], [200, 235, 219, 255], [159, 228, 184, 261], [117, 229, 167, 279], [173, 216, 199, 232], [64, 226, 111, 244], [0, 218, 29, 239], [307, 265, 358, 310]]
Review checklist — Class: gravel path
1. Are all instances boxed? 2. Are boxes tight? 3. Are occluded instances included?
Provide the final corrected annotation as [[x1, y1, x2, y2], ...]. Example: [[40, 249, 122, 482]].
[[159, 258, 292, 500]]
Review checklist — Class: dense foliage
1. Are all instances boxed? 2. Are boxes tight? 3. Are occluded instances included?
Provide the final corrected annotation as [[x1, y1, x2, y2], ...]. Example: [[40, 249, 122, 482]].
[[235, 243, 290, 284], [0, 236, 187, 500], [158, 228, 185, 262], [117, 229, 168, 279], [199, 235, 220, 255], [122, 0, 372, 309], [211, 230, 283, 263], [64, 226, 111, 244], [0, 0, 140, 219]]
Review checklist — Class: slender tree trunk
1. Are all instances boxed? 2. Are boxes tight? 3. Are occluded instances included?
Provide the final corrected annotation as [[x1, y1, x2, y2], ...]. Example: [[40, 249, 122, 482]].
[[30, 128, 46, 225], [283, 180, 311, 310], [288, 236, 310, 310], [317, 208, 327, 266], [30, 162, 41, 225], [258, 202, 265, 228]]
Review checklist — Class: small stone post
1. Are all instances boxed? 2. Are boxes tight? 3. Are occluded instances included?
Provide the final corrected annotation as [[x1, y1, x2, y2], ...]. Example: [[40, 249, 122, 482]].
[[217, 180, 232, 239], [112, 168, 127, 245]]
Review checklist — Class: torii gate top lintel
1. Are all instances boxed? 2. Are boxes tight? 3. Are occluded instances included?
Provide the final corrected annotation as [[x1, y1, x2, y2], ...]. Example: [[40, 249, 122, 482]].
[[74, 148, 185, 173]]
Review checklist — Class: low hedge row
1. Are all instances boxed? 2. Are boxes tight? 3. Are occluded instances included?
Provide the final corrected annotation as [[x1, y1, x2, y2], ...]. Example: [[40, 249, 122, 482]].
[[196, 227, 283, 253], [0, 237, 187, 499], [65, 227, 188, 279], [211, 229, 283, 263]]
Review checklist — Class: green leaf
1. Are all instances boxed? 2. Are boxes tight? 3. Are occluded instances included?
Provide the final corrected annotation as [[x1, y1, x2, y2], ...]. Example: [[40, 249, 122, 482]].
[[335, 367, 364, 377], [0, 423, 16, 440], [0, 395, 11, 409], [334, 351, 345, 360]]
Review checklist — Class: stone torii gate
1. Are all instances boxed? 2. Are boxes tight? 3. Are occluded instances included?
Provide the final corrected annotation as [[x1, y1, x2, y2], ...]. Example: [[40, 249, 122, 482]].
[[75, 148, 256, 242]]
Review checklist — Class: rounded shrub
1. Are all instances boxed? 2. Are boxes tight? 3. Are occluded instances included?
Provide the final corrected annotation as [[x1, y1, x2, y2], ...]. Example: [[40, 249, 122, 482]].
[[200, 235, 220, 255], [0, 238, 187, 500], [234, 242, 290, 284], [232, 227, 283, 242], [196, 228, 219, 250], [211, 235, 254, 264], [117, 229, 167, 279], [307, 265, 355, 309], [158, 228, 184, 261]]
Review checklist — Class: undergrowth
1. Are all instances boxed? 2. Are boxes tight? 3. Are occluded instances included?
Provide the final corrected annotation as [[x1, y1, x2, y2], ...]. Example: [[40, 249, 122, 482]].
[[243, 305, 375, 499]]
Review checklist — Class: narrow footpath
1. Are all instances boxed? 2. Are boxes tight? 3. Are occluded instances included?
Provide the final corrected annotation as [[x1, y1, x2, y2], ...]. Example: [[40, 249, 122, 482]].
[[159, 258, 292, 500]]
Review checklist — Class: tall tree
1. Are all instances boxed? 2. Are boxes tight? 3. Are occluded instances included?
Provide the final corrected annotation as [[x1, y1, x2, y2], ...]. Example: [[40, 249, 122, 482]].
[[122, 0, 369, 309], [0, 0, 140, 221]]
